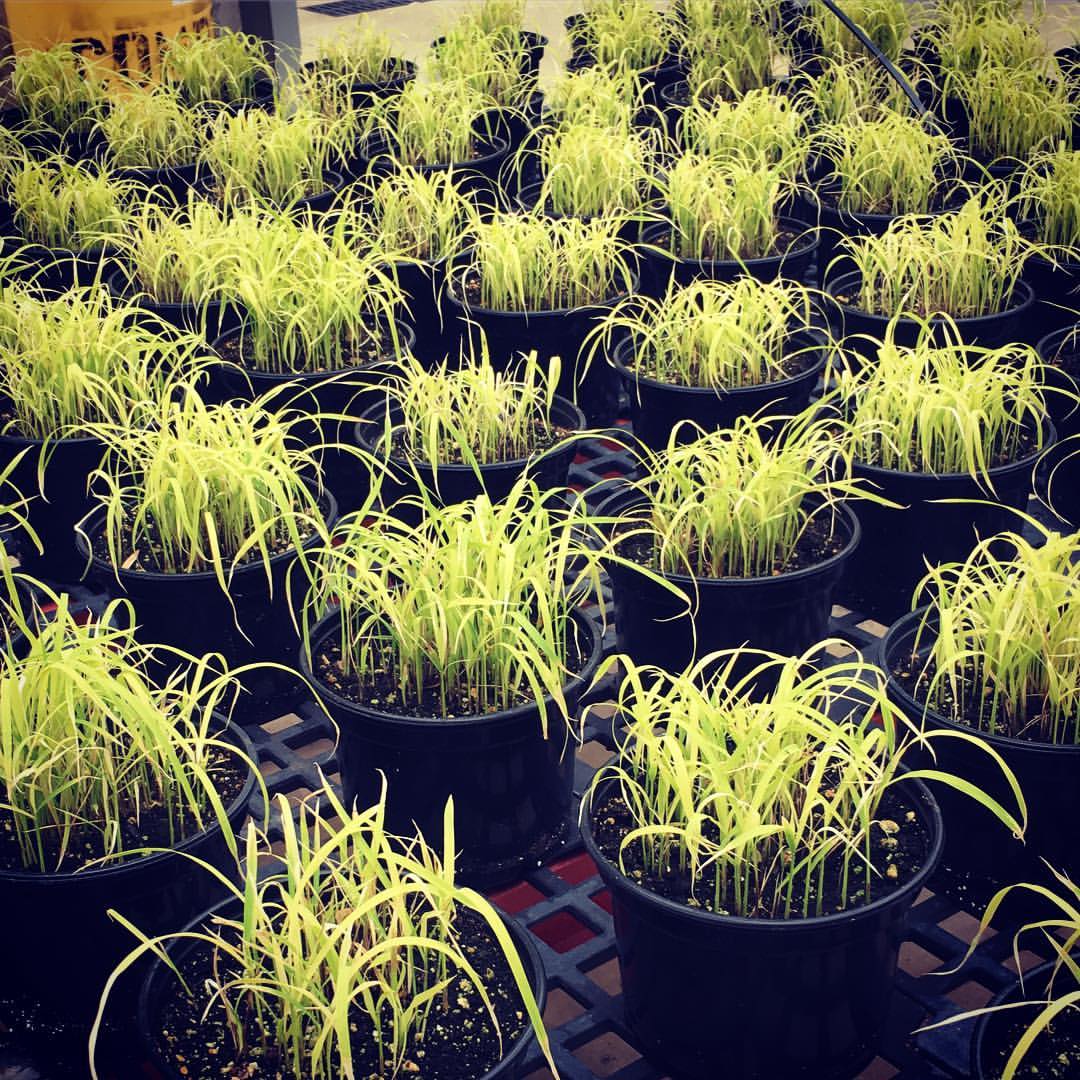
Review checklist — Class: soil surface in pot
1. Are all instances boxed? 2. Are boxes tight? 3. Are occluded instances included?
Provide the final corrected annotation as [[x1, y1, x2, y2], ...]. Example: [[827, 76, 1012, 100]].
[[1045, 337, 1080, 378], [0, 749, 246, 873], [858, 427, 1041, 473], [667, 224, 813, 263], [151, 907, 533, 1080], [892, 656, 1068, 746], [216, 322, 399, 376], [616, 513, 845, 578], [88, 510, 321, 575], [590, 786, 932, 917], [829, 280, 1014, 320], [981, 1005, 1080, 1080], [456, 269, 620, 313], [626, 345, 818, 388], [387, 421, 573, 465], [313, 630, 587, 719]]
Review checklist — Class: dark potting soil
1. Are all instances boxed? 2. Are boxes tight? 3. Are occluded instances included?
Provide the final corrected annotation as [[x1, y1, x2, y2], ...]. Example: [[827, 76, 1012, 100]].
[[672, 226, 813, 264], [617, 512, 846, 580], [216, 321, 400, 376], [387, 422, 573, 465], [628, 343, 817, 388], [857, 427, 1042, 473], [981, 1000, 1080, 1080], [457, 270, 620, 314], [891, 655, 1071, 746], [0, 749, 247, 874], [590, 786, 932, 918], [1047, 342, 1080, 379], [88, 510, 320, 576], [830, 281, 1016, 320], [313, 630, 587, 719], [151, 908, 533, 1080]]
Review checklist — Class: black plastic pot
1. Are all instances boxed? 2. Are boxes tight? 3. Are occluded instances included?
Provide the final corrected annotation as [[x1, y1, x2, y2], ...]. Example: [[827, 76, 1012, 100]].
[[137, 891, 546, 1080], [639, 219, 820, 294], [0, 227, 117, 294], [839, 429, 1051, 623], [0, 427, 104, 582], [1035, 326, 1080, 524], [210, 319, 414, 513], [76, 489, 338, 678], [445, 264, 635, 426], [0, 719, 255, 1026], [113, 160, 200, 204], [354, 393, 584, 514], [597, 485, 860, 673], [824, 272, 1036, 359], [514, 179, 653, 244], [1023, 252, 1080, 339], [107, 265, 242, 341], [581, 775, 944, 1080], [612, 328, 829, 449], [196, 168, 347, 217], [384, 255, 453, 365], [300, 607, 601, 886], [302, 57, 417, 108], [883, 608, 1080, 914]]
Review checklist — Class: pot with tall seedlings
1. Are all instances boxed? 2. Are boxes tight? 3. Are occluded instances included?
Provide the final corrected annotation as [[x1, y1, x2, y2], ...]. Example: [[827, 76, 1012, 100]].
[[159, 27, 275, 113], [586, 276, 830, 448], [883, 523, 1080, 913], [792, 54, 918, 128], [356, 347, 584, 512], [640, 157, 819, 293], [0, 593, 262, 1024], [594, 409, 867, 673], [580, 646, 1023, 1079], [1036, 321, 1080, 524], [99, 784, 554, 1080], [298, 477, 607, 883], [834, 325, 1056, 620], [0, 284, 207, 581], [304, 21, 415, 105], [209, 218, 408, 511], [824, 193, 1037, 357], [446, 212, 639, 424], [800, 0, 911, 67], [362, 82, 510, 211], [329, 170, 478, 364], [75, 390, 340, 683]]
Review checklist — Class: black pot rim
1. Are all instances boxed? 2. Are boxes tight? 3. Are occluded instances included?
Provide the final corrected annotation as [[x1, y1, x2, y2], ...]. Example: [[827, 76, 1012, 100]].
[[0, 424, 102, 450], [580, 773, 944, 932], [514, 178, 651, 223], [354, 392, 586, 471], [640, 216, 820, 270], [445, 262, 638, 319], [883, 606, 1080, 760], [210, 317, 416, 385], [362, 131, 511, 174], [105, 264, 231, 315], [136, 885, 546, 1080], [596, 485, 862, 590], [810, 184, 961, 228], [825, 272, 1037, 328], [852, 418, 1055, 484], [1037, 321, 1080, 362], [75, 485, 338, 586], [611, 327, 828, 398], [300, 605, 602, 731], [302, 56, 416, 90], [0, 717, 256, 885]]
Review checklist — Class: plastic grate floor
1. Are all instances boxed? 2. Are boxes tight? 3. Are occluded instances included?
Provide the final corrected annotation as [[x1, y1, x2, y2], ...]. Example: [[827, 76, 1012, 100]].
[[1, 433, 1070, 1080], [304, 0, 430, 17]]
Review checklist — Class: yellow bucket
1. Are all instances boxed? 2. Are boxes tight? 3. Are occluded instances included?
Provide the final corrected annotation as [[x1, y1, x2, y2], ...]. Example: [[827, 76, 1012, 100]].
[[6, 1, 214, 81]]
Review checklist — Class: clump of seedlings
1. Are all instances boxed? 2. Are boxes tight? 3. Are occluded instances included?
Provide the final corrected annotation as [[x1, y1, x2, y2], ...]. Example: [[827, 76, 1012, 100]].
[[944, 61, 1074, 162], [663, 157, 797, 262], [96, 83, 205, 170], [87, 390, 329, 585], [836, 328, 1052, 476], [679, 18, 776, 101], [307, 19, 410, 85], [805, 0, 910, 62], [0, 284, 206, 439], [7, 43, 107, 134], [1013, 146, 1080, 253], [0, 592, 257, 873], [368, 81, 497, 168], [590, 276, 821, 390], [428, 19, 533, 110], [160, 28, 273, 105], [617, 410, 868, 578], [815, 113, 965, 215], [302, 477, 604, 722], [678, 88, 809, 175], [838, 195, 1032, 317], [366, 348, 568, 470], [572, 0, 676, 72], [927, 3, 1047, 77], [544, 63, 645, 132], [912, 524, 1080, 744], [794, 56, 914, 125], [454, 0, 528, 45], [463, 212, 637, 310], [524, 121, 660, 218], [588, 645, 1022, 916], [200, 108, 343, 209], [93, 784, 551, 1080], [7, 157, 135, 251]]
